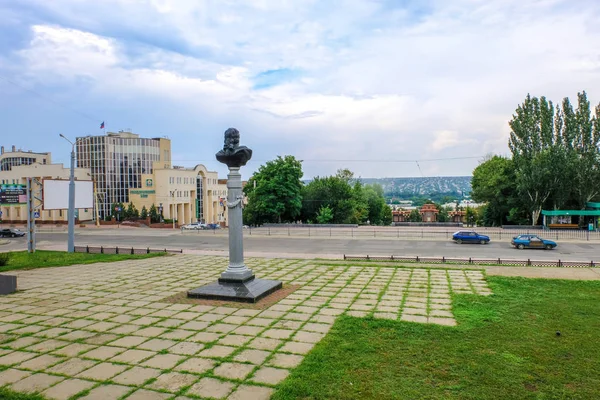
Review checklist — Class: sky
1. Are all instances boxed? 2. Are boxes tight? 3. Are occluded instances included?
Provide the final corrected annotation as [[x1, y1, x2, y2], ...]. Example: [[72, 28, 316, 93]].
[[1, 0, 600, 179]]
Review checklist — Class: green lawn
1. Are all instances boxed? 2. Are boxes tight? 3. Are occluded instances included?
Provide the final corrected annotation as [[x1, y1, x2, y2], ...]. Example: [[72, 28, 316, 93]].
[[274, 277, 600, 400], [0, 250, 166, 273]]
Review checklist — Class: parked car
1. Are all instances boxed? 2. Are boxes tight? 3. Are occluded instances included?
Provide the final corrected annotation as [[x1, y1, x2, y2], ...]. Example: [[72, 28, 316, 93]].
[[511, 235, 557, 250], [182, 222, 207, 230], [452, 230, 490, 244], [0, 228, 25, 238], [206, 223, 221, 229]]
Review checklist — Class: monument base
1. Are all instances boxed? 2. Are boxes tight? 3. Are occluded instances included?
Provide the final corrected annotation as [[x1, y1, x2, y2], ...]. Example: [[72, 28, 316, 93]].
[[187, 278, 282, 303], [0, 275, 17, 295]]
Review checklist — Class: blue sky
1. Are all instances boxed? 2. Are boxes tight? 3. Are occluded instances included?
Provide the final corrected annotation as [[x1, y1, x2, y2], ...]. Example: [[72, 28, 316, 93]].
[[1, 0, 599, 179]]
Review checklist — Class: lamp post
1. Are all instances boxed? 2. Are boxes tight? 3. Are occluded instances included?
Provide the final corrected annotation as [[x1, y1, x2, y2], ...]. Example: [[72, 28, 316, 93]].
[[59, 134, 76, 253]]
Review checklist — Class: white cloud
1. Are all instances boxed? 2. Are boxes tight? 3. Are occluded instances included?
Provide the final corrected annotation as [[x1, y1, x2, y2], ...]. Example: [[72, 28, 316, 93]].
[[1, 0, 600, 178]]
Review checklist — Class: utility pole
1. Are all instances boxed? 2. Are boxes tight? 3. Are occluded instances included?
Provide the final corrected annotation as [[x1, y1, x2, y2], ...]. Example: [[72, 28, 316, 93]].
[[60, 134, 78, 252]]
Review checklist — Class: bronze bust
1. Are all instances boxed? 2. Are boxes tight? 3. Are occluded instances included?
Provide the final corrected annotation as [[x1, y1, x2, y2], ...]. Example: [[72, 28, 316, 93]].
[[216, 128, 253, 168]]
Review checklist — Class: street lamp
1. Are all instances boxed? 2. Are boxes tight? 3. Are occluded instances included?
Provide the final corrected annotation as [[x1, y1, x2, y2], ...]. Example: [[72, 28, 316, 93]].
[[59, 134, 76, 253]]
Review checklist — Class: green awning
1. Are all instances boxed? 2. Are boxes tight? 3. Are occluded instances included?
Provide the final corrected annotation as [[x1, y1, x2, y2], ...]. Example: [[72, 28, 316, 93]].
[[542, 209, 600, 216], [587, 202, 600, 209]]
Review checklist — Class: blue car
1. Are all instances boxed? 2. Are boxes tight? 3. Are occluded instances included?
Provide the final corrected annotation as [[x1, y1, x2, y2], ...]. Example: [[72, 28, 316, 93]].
[[452, 230, 490, 244], [511, 235, 557, 250]]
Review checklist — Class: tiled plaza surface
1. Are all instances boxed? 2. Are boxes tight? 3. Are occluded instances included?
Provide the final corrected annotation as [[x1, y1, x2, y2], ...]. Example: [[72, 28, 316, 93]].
[[0, 255, 492, 399]]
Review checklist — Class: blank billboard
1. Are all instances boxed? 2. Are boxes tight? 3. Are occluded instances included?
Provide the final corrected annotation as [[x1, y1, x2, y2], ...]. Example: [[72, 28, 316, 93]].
[[43, 179, 94, 210]]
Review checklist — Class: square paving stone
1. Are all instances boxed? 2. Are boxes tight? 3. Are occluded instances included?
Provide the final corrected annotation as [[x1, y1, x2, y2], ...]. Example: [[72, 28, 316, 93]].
[[251, 366, 290, 385], [0, 351, 37, 366], [81, 346, 125, 361], [175, 357, 215, 374], [141, 354, 185, 369], [18, 354, 63, 370], [84, 334, 119, 345], [189, 332, 222, 343], [79, 384, 131, 400], [112, 366, 162, 386], [187, 377, 233, 399], [293, 331, 324, 343], [0, 368, 31, 385], [76, 362, 128, 380], [206, 323, 238, 334], [137, 338, 177, 351], [233, 326, 263, 336], [168, 342, 204, 356], [234, 349, 271, 365], [198, 345, 236, 358], [52, 343, 96, 357], [160, 330, 195, 340], [6, 337, 41, 349], [110, 349, 156, 364], [26, 339, 68, 352], [217, 334, 251, 347], [269, 353, 304, 368], [11, 373, 64, 393], [213, 362, 255, 380], [48, 358, 97, 376], [261, 329, 294, 339], [60, 330, 97, 341], [146, 371, 198, 392], [42, 378, 95, 400], [428, 317, 457, 326], [109, 325, 140, 335], [108, 336, 148, 348], [279, 341, 315, 355], [248, 338, 282, 351], [400, 314, 428, 323], [136, 327, 166, 337], [229, 385, 274, 400], [179, 321, 210, 330], [126, 389, 172, 400]]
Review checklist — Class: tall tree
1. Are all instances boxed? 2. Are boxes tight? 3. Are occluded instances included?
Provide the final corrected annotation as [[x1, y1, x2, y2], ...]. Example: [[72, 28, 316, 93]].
[[572, 92, 600, 208], [509, 95, 562, 225], [381, 203, 393, 225], [243, 156, 303, 225]]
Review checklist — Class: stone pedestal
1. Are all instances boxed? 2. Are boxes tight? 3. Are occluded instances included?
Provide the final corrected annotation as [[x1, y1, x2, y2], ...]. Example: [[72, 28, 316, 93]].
[[187, 128, 282, 303], [0, 275, 17, 295]]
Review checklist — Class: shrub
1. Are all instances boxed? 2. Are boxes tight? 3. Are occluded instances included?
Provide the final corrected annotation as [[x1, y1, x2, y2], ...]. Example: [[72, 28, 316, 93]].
[[0, 252, 10, 267]]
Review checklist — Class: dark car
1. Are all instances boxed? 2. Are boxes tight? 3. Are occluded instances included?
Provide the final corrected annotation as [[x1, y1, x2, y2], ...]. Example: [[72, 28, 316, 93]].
[[511, 234, 557, 250], [452, 230, 490, 244], [0, 228, 25, 238], [206, 223, 221, 229]]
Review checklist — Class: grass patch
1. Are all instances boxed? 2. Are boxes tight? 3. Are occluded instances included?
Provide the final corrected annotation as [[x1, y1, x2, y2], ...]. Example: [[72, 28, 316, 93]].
[[274, 277, 600, 399], [0, 387, 47, 400], [0, 250, 167, 273]]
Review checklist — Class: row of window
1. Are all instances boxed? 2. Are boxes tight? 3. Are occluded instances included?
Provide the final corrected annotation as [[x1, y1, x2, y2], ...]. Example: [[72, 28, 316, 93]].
[[0, 179, 20, 184]]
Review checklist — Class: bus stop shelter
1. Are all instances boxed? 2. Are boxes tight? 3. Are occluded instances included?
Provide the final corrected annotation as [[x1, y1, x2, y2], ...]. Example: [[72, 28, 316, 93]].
[[542, 202, 600, 230]]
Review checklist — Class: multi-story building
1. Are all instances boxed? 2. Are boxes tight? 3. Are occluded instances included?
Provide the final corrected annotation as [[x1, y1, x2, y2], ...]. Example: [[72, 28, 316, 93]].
[[0, 147, 93, 224], [128, 164, 229, 226], [0, 146, 50, 171], [75, 131, 171, 219]]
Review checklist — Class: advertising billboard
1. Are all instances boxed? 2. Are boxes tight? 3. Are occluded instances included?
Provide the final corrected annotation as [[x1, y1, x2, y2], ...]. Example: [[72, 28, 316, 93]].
[[43, 179, 94, 210], [0, 184, 27, 205]]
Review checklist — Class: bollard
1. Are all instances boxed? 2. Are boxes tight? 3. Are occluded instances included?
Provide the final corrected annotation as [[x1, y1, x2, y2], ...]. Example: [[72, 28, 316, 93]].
[[131, 247, 134, 255]]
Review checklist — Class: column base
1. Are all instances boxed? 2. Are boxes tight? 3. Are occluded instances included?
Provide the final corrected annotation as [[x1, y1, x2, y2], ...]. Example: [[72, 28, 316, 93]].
[[219, 268, 254, 282], [187, 277, 282, 303]]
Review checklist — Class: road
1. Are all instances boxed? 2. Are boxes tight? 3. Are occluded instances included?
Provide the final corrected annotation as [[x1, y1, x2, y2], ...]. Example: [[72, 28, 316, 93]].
[[1, 229, 598, 261]]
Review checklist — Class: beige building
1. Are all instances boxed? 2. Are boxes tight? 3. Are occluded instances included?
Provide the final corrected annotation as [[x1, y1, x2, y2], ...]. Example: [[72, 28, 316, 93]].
[[128, 163, 229, 226], [0, 147, 93, 224]]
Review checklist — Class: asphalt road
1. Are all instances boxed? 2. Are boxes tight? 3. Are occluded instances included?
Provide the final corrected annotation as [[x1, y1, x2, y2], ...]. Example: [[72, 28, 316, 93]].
[[2, 230, 599, 261]]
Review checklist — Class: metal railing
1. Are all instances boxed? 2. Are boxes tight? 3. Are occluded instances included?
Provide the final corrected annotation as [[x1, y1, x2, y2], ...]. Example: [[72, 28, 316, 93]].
[[343, 254, 596, 268], [74, 246, 182, 254]]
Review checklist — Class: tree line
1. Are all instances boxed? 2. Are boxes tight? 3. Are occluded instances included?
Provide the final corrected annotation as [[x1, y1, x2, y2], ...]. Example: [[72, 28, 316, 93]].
[[242, 156, 392, 226], [472, 91, 600, 226]]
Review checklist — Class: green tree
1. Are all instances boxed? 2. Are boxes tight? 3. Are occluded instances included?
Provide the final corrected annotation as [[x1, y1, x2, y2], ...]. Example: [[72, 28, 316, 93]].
[[408, 208, 422, 222], [125, 202, 139, 219], [381, 203, 393, 225], [436, 204, 449, 223], [243, 156, 303, 225], [140, 205, 148, 219], [316, 205, 334, 224], [149, 204, 159, 223], [364, 184, 386, 225]]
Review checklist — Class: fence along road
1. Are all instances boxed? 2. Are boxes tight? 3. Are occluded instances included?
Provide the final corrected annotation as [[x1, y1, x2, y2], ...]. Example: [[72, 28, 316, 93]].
[[182, 226, 600, 241]]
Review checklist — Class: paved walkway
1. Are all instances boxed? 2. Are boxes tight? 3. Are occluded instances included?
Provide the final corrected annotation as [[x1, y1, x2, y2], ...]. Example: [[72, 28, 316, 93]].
[[0, 255, 492, 399]]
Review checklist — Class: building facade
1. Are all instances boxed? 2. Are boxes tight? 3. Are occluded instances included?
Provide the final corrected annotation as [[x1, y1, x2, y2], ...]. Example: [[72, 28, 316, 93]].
[[0, 146, 50, 171], [128, 164, 229, 226], [75, 131, 171, 219], [0, 148, 93, 224]]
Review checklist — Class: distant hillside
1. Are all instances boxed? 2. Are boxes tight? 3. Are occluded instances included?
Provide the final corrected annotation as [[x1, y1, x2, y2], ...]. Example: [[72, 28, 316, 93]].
[[360, 176, 472, 198]]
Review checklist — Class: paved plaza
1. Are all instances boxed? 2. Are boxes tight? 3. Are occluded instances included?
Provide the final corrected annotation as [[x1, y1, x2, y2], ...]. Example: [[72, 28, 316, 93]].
[[0, 255, 491, 399]]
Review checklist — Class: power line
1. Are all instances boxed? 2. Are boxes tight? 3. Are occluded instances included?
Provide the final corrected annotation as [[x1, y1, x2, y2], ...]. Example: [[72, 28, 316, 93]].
[[0, 74, 102, 123], [161, 156, 484, 163]]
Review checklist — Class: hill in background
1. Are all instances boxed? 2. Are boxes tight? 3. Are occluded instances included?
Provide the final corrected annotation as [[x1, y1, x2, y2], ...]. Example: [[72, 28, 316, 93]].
[[359, 176, 472, 204]]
